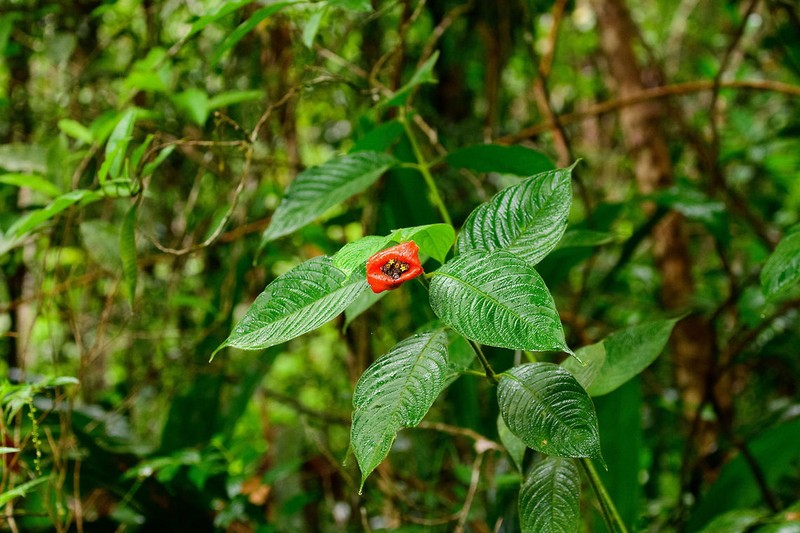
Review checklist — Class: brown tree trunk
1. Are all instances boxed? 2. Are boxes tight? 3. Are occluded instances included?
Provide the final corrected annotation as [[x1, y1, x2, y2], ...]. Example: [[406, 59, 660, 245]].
[[590, 0, 721, 452]]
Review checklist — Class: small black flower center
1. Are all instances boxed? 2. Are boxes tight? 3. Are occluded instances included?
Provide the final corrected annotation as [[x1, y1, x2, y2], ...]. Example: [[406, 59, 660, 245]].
[[381, 259, 410, 280]]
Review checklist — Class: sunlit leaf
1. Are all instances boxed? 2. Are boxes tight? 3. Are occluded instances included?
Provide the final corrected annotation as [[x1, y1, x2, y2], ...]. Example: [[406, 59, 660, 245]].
[[430, 250, 570, 353], [0, 477, 47, 506], [100, 108, 137, 183], [498, 363, 602, 460], [261, 151, 396, 244], [58, 118, 95, 144], [457, 164, 574, 265], [333, 236, 392, 275], [389, 223, 455, 264], [0, 173, 61, 197], [519, 456, 581, 533], [761, 232, 800, 299], [9, 189, 102, 238], [351, 330, 449, 490], [214, 256, 367, 357], [446, 144, 554, 176], [302, 4, 328, 49]]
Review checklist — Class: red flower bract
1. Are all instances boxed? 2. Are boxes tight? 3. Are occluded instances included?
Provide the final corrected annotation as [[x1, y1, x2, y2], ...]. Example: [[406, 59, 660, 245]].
[[366, 241, 424, 293]]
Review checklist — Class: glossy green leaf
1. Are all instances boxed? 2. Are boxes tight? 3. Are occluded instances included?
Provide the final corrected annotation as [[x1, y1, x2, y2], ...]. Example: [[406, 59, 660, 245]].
[[58, 118, 94, 144], [698, 510, 764, 533], [211, 3, 294, 65], [261, 151, 396, 243], [446, 144, 553, 176], [214, 256, 367, 357], [498, 363, 602, 460], [351, 330, 449, 490], [497, 415, 526, 472], [121, 202, 138, 307], [761, 232, 800, 299], [588, 318, 678, 396], [389, 223, 455, 264], [0, 173, 61, 197], [519, 456, 581, 533], [430, 250, 569, 353], [456, 164, 574, 265], [333, 236, 391, 275]]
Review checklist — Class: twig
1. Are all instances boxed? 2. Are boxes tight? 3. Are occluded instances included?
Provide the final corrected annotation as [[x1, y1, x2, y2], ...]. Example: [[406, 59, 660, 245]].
[[454, 452, 485, 533]]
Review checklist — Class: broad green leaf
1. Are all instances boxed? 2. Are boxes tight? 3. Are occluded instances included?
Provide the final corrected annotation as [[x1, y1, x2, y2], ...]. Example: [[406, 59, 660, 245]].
[[556, 229, 615, 249], [687, 417, 800, 531], [0, 173, 61, 197], [561, 341, 606, 391], [430, 250, 569, 353], [261, 151, 396, 243], [586, 318, 678, 396], [302, 4, 328, 49], [211, 3, 294, 65], [351, 330, 449, 489], [121, 202, 138, 307], [0, 477, 47, 506], [186, 0, 255, 38], [519, 456, 581, 533], [457, 164, 574, 265], [389, 224, 455, 264], [123, 48, 172, 94], [214, 256, 367, 357], [172, 89, 210, 126], [497, 415, 526, 472], [207, 90, 263, 110], [761, 232, 800, 299], [380, 51, 439, 109], [446, 144, 554, 177], [101, 108, 137, 183], [698, 510, 764, 533], [58, 119, 94, 144], [350, 120, 404, 153], [333, 235, 391, 275], [498, 363, 602, 460], [9, 189, 102, 238]]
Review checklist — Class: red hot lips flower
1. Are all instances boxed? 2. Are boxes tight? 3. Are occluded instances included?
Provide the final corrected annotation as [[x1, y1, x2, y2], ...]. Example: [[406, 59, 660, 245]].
[[366, 241, 424, 293]]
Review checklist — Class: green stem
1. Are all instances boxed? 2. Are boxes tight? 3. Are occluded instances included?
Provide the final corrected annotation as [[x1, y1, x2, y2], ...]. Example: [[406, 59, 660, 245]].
[[468, 340, 498, 385], [580, 458, 629, 533], [401, 116, 453, 226]]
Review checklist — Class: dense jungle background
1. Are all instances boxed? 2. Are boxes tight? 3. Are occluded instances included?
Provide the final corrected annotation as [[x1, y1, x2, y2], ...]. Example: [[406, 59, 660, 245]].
[[1, 0, 800, 531]]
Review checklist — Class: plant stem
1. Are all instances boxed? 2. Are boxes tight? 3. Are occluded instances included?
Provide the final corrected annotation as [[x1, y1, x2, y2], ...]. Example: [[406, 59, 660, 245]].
[[468, 340, 498, 385], [580, 458, 628, 533], [401, 115, 453, 226]]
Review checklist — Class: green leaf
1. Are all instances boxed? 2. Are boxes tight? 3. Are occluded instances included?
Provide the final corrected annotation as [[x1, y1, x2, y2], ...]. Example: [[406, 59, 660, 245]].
[[761, 232, 800, 299], [0, 477, 48, 506], [497, 415, 526, 473], [214, 256, 367, 357], [698, 510, 764, 533], [556, 229, 615, 249], [561, 341, 606, 392], [141, 145, 176, 177], [206, 90, 263, 110], [498, 363, 603, 460], [101, 108, 137, 183], [329, 0, 372, 11], [389, 223, 455, 264], [519, 456, 581, 533], [172, 89, 210, 126], [80, 220, 123, 272], [0, 173, 61, 197], [586, 319, 678, 396], [333, 235, 392, 275], [446, 144, 554, 176], [9, 189, 102, 238], [121, 202, 138, 307], [261, 151, 396, 243], [457, 164, 574, 265], [211, 3, 294, 66], [186, 0, 256, 38], [58, 118, 95, 144], [302, 4, 328, 49], [350, 120, 404, 153], [380, 51, 439, 109], [0, 143, 48, 174], [430, 250, 569, 353], [351, 330, 449, 490]]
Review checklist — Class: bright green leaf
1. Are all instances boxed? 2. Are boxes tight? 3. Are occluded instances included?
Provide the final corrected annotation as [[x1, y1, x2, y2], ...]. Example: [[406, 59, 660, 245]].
[[519, 456, 581, 533], [351, 330, 449, 490], [211, 3, 294, 66], [261, 151, 396, 244], [430, 250, 570, 353], [0, 447, 20, 454], [186, 0, 255, 38], [207, 90, 263, 110], [761, 232, 800, 299], [302, 4, 328, 49], [0, 477, 47, 507], [142, 145, 176, 177], [214, 256, 367, 357], [390, 223, 455, 264], [333, 235, 392, 275], [101, 108, 137, 183], [329, 0, 372, 11], [0, 173, 61, 197], [497, 415, 526, 473], [457, 164, 575, 265], [556, 229, 615, 249], [698, 510, 765, 533], [380, 52, 439, 109], [58, 119, 95, 144], [498, 363, 603, 460], [9, 189, 102, 239], [446, 144, 554, 176], [350, 120, 404, 153], [121, 202, 138, 307], [561, 341, 606, 392], [172, 89, 210, 126]]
